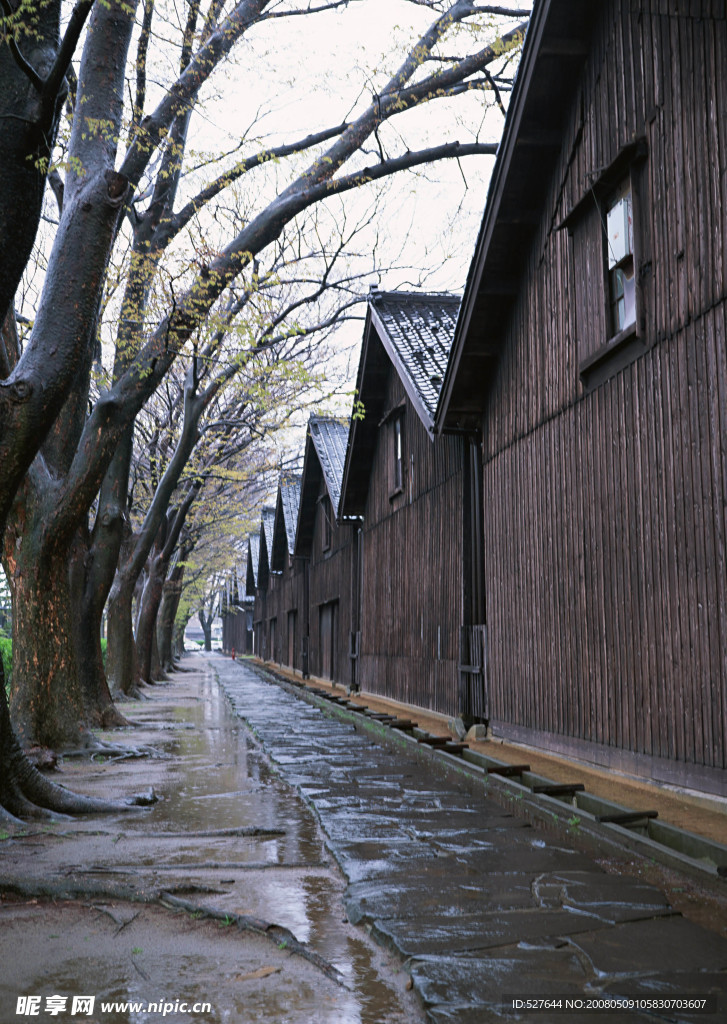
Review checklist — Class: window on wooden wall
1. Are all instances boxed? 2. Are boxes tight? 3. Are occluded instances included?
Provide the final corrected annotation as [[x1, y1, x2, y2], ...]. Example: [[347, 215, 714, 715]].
[[320, 493, 332, 551], [565, 140, 649, 389], [606, 181, 635, 336], [391, 412, 405, 497]]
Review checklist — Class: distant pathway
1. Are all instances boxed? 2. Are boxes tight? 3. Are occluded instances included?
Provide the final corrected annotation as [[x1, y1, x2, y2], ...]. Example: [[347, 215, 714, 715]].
[[213, 656, 727, 1024]]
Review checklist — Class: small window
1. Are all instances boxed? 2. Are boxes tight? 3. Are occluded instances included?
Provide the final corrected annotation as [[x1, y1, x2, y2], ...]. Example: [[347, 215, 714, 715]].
[[606, 183, 635, 335], [321, 494, 332, 551], [391, 413, 404, 496], [564, 140, 649, 387]]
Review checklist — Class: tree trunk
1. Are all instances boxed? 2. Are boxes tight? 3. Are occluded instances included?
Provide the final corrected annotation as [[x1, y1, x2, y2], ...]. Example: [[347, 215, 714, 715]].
[[4, 485, 90, 749], [105, 578, 138, 696], [136, 556, 165, 683], [199, 610, 213, 652], [172, 614, 190, 663], [69, 527, 127, 728], [158, 562, 186, 671]]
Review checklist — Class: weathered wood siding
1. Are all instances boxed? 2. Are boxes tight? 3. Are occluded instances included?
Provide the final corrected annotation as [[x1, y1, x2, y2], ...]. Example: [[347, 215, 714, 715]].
[[481, 0, 727, 774], [307, 477, 358, 685], [359, 370, 464, 715], [269, 556, 307, 672], [222, 600, 253, 655]]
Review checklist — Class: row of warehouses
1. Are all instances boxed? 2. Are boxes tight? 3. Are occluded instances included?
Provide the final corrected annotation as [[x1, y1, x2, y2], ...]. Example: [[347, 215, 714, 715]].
[[222, 0, 727, 799]]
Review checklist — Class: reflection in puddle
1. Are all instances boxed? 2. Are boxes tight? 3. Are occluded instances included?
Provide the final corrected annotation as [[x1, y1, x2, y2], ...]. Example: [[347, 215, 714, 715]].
[[0, 665, 419, 1023]]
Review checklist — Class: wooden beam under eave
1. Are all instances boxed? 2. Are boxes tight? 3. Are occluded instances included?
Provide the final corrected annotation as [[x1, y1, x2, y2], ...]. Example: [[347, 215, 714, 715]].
[[538, 37, 590, 58], [495, 208, 541, 227], [477, 274, 520, 297], [514, 129, 562, 150]]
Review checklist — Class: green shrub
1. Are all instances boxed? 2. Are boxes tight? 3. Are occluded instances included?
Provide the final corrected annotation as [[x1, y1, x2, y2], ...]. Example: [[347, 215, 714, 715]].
[[101, 637, 107, 667], [0, 637, 11, 695]]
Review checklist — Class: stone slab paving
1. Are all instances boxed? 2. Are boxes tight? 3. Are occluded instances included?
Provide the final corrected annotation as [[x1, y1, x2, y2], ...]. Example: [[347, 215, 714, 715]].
[[213, 657, 727, 1022]]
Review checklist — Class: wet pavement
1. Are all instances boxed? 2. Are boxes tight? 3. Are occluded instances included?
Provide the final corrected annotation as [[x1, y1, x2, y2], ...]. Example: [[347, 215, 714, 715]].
[[212, 655, 727, 1024], [0, 661, 420, 1024]]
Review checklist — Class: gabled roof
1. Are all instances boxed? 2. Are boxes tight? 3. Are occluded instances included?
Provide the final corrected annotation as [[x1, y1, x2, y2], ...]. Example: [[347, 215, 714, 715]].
[[295, 417, 351, 557], [436, 0, 597, 432], [271, 475, 301, 571], [256, 506, 277, 589], [339, 290, 458, 518], [245, 534, 260, 595], [369, 290, 460, 430], [310, 417, 348, 516]]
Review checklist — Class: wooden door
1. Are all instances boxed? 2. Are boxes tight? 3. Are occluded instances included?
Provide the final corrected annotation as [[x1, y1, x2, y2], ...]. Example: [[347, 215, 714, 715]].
[[319, 602, 336, 680], [287, 611, 297, 669]]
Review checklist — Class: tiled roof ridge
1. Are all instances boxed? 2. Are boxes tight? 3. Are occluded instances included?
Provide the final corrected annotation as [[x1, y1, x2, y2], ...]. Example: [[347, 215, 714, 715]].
[[368, 290, 460, 425], [308, 416, 349, 517]]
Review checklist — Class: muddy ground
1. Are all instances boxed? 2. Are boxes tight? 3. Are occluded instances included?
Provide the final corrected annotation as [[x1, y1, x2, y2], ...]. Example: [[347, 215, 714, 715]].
[[0, 660, 422, 1024]]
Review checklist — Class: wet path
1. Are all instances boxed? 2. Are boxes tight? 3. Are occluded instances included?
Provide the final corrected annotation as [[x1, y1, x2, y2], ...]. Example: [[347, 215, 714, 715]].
[[0, 661, 419, 1024], [213, 656, 727, 1024]]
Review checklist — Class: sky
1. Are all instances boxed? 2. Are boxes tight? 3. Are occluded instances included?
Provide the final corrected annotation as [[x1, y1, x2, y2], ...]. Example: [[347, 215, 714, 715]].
[[22, 0, 533, 487], [180, 0, 533, 423]]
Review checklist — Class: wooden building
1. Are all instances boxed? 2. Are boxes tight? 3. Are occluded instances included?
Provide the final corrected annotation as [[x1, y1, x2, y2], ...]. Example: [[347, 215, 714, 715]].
[[269, 475, 307, 674], [295, 417, 359, 686], [437, 0, 727, 792], [249, 508, 276, 662], [221, 558, 253, 656], [340, 291, 484, 718]]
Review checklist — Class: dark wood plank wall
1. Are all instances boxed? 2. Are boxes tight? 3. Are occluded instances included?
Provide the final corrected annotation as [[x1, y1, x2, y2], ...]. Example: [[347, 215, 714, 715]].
[[307, 477, 358, 686], [359, 369, 464, 715], [222, 602, 252, 654], [271, 557, 307, 671], [256, 559, 305, 666], [481, 0, 727, 769], [253, 589, 267, 659]]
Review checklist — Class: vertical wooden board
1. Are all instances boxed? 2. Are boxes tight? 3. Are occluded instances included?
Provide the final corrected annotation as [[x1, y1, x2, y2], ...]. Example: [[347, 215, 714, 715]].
[[693, 17, 715, 312], [665, 329, 687, 762], [706, 20, 725, 299], [669, 13, 688, 336], [489, 459, 503, 722], [572, 402, 587, 740], [540, 423, 552, 733], [661, 337, 686, 762], [691, 317, 717, 765], [529, 430, 542, 731], [618, 366, 636, 753], [549, 418, 564, 736], [579, 395, 593, 743], [680, 13, 701, 321], [633, 355, 656, 756], [588, 387, 606, 747], [712, 307, 727, 766], [611, 372, 629, 752], [716, 23, 727, 299], [674, 326, 698, 763], [557, 403, 571, 737], [515, 441, 526, 727], [696, 313, 724, 770], [645, 349, 671, 759], [683, 321, 707, 764], [592, 384, 610, 748], [627, 360, 649, 755]]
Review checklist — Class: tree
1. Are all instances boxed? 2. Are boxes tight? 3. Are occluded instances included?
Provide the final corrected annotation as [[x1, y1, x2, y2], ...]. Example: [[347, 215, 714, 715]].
[[0, 0, 528, 815]]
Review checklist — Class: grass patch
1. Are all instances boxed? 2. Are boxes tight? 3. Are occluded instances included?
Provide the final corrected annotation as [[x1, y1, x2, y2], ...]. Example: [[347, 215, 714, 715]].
[[0, 637, 11, 695]]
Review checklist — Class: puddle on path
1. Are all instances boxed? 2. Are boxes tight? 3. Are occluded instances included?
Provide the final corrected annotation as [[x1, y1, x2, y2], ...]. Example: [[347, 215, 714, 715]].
[[0, 902, 414, 1024], [0, 663, 423, 1024]]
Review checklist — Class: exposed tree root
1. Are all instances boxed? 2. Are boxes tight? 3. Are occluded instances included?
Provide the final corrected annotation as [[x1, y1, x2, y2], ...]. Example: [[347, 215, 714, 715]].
[[1, 726, 155, 819], [60, 738, 168, 761], [159, 892, 347, 987], [100, 705, 132, 729], [0, 877, 346, 988]]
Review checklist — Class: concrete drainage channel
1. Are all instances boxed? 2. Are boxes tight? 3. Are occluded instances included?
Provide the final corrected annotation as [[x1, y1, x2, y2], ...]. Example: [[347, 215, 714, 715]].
[[256, 665, 727, 886]]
